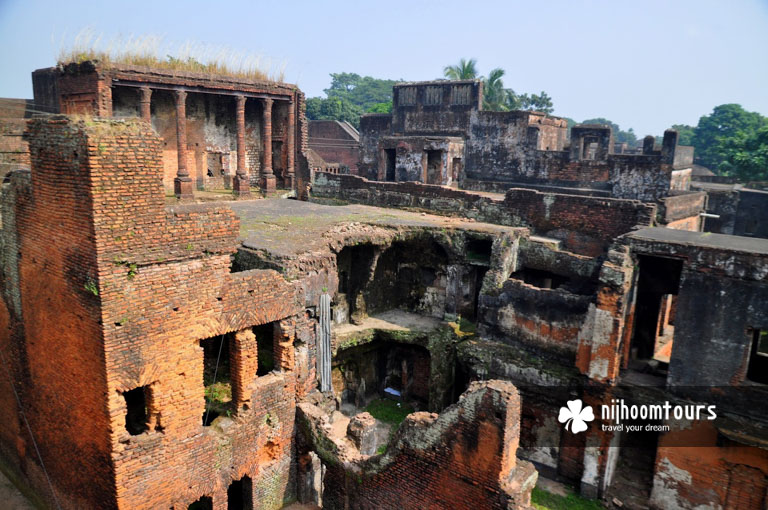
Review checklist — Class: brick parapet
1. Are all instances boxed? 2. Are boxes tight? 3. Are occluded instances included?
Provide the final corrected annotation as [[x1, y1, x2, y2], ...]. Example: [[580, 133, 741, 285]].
[[8, 116, 316, 509], [313, 172, 655, 256]]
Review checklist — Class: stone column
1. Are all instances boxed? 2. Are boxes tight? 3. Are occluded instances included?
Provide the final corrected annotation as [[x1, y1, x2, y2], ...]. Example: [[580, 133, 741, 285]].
[[173, 90, 193, 199], [260, 98, 276, 193], [285, 99, 296, 189], [139, 87, 152, 124], [233, 95, 250, 197]]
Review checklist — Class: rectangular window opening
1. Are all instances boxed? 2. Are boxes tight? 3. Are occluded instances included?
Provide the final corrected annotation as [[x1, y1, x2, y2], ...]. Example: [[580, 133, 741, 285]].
[[253, 323, 276, 376], [227, 476, 253, 510], [188, 496, 213, 510], [123, 386, 152, 436], [201, 334, 233, 426], [384, 149, 396, 182], [747, 329, 768, 384]]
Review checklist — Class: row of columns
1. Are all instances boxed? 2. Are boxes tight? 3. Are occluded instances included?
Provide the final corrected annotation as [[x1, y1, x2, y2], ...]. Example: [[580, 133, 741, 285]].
[[137, 86, 296, 199]]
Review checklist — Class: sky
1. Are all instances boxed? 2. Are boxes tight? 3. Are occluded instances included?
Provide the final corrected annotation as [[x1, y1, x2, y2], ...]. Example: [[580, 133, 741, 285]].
[[0, 0, 766, 136]]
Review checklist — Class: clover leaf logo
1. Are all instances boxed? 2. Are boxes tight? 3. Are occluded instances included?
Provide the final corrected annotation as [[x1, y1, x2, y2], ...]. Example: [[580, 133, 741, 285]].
[[558, 399, 594, 434]]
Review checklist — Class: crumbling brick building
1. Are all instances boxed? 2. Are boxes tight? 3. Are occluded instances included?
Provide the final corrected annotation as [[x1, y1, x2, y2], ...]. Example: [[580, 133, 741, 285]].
[[307, 120, 360, 175], [358, 79, 693, 203], [1, 70, 767, 510], [30, 61, 309, 197]]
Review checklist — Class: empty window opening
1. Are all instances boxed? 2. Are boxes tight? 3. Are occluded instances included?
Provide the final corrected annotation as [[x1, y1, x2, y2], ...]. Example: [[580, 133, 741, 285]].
[[466, 238, 493, 265], [744, 206, 759, 236], [336, 244, 378, 323], [123, 386, 151, 435], [628, 255, 683, 368], [384, 149, 396, 182], [207, 153, 224, 177], [227, 476, 253, 510], [426, 150, 443, 185], [604, 429, 660, 507], [188, 496, 213, 510], [510, 267, 568, 290], [451, 157, 462, 184], [253, 323, 276, 376], [201, 334, 233, 426], [509, 266, 597, 295], [747, 329, 768, 384], [582, 136, 599, 160]]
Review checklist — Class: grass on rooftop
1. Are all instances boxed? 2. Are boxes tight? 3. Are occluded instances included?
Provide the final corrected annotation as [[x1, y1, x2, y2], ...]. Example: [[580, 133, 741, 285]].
[[57, 31, 285, 82]]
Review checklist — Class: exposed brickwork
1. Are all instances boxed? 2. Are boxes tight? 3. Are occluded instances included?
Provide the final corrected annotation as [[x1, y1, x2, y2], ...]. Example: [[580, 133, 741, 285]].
[[313, 172, 655, 256], [358, 80, 693, 202], [298, 380, 537, 510], [308, 120, 360, 173], [31, 62, 308, 194], [0, 117, 317, 509]]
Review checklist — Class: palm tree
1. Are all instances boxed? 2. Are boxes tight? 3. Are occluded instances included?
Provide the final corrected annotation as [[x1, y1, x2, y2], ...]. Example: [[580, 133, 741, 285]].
[[443, 58, 478, 80], [483, 68, 507, 111]]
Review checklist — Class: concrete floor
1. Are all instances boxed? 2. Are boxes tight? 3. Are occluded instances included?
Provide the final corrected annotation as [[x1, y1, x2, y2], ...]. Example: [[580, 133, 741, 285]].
[[230, 197, 522, 257]]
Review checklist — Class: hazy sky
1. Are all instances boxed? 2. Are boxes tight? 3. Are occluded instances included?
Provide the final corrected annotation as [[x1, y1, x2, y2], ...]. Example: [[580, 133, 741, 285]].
[[0, 0, 766, 136]]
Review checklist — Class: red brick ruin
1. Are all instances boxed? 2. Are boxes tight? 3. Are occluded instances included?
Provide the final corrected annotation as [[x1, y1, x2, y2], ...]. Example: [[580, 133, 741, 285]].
[[0, 65, 767, 510]]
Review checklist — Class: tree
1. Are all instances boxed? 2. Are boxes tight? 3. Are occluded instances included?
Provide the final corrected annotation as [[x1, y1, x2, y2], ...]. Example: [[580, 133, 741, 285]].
[[442, 59, 556, 114], [725, 125, 768, 181], [305, 96, 363, 126], [367, 101, 392, 113], [443, 58, 478, 80], [582, 117, 637, 145], [520, 91, 554, 115], [305, 73, 400, 127], [671, 124, 695, 146], [482, 68, 507, 111], [692, 104, 766, 171]]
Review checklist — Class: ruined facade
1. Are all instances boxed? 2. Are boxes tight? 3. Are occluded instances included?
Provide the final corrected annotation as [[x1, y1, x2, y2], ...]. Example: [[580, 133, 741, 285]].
[[30, 61, 309, 197], [358, 80, 694, 203], [1, 69, 767, 510], [307, 120, 360, 175]]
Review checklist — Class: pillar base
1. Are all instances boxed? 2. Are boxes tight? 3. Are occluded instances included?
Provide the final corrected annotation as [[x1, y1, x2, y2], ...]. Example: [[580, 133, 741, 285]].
[[174, 177, 194, 200], [233, 175, 251, 197], [284, 173, 296, 190], [260, 173, 276, 194]]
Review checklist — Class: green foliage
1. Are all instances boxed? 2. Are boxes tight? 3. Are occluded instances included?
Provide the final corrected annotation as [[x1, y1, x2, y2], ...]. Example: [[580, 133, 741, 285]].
[[483, 68, 507, 111], [84, 277, 99, 296], [306, 72, 400, 128], [582, 117, 637, 145], [444, 58, 479, 80], [689, 104, 768, 179], [515, 91, 555, 114], [367, 101, 393, 114], [723, 125, 768, 181], [531, 487, 605, 510], [204, 381, 232, 404], [443, 58, 555, 114], [671, 123, 695, 146], [364, 398, 414, 426]]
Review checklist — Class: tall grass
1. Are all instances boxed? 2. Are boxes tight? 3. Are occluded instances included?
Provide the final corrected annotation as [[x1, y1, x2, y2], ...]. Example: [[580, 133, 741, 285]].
[[55, 29, 285, 82]]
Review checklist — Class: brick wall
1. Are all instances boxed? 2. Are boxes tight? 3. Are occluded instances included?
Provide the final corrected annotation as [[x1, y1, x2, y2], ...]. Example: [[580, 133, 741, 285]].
[[299, 380, 536, 510], [313, 173, 655, 257], [308, 120, 359, 173], [1, 117, 319, 509], [650, 422, 768, 509]]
